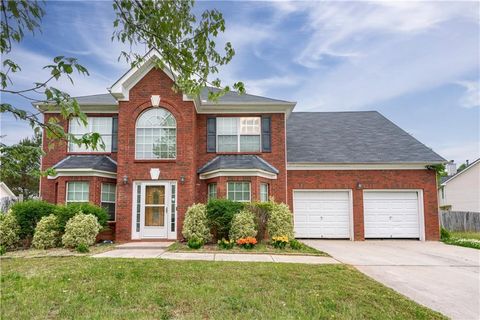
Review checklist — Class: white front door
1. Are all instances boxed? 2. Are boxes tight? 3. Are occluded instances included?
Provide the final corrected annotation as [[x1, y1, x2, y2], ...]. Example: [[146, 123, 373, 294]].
[[132, 181, 177, 239]]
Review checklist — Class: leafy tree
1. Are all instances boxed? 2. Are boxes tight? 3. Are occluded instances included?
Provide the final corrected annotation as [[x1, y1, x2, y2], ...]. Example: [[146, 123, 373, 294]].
[[0, 133, 42, 199], [457, 163, 467, 173], [1, 0, 242, 150]]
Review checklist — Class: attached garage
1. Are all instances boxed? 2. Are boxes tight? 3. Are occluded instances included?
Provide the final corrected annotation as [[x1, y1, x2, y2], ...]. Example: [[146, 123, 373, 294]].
[[363, 191, 423, 239], [293, 190, 352, 239]]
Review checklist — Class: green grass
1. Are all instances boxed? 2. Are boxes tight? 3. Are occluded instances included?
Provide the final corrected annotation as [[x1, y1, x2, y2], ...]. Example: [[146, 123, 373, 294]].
[[450, 231, 480, 240], [1, 257, 445, 319], [167, 241, 328, 256], [442, 230, 480, 249], [2, 243, 115, 258]]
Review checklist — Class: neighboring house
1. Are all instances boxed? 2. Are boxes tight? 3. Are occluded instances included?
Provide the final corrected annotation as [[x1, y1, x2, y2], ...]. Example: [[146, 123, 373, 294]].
[[0, 182, 18, 212], [439, 158, 480, 212], [36, 50, 445, 242]]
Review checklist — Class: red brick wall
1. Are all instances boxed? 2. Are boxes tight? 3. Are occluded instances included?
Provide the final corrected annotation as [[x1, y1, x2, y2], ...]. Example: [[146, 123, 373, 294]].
[[287, 169, 440, 240], [195, 113, 287, 204]]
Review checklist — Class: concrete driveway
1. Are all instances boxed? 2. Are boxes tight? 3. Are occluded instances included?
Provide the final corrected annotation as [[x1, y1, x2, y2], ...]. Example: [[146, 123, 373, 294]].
[[303, 240, 480, 320]]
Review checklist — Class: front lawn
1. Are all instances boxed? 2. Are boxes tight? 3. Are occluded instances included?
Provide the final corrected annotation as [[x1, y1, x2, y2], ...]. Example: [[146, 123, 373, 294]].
[[1, 257, 445, 319], [1, 243, 114, 258], [441, 229, 480, 250], [168, 241, 328, 256]]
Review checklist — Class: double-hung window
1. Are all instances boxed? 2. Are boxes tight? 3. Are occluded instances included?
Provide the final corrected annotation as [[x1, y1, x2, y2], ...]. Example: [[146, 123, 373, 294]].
[[227, 182, 251, 202], [101, 183, 116, 221], [69, 117, 113, 152], [260, 183, 269, 202], [208, 183, 217, 200], [217, 117, 261, 152], [66, 182, 89, 203]]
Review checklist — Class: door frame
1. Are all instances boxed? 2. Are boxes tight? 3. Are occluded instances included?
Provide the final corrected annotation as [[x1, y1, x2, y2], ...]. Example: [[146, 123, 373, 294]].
[[292, 189, 354, 240], [131, 180, 177, 240], [363, 189, 425, 241]]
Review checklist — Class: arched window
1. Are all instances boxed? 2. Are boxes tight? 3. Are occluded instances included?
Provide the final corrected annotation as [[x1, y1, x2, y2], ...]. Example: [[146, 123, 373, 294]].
[[136, 108, 177, 159]]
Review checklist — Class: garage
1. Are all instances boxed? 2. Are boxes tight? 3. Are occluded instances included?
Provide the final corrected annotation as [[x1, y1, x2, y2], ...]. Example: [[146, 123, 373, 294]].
[[293, 190, 351, 239], [363, 191, 422, 239]]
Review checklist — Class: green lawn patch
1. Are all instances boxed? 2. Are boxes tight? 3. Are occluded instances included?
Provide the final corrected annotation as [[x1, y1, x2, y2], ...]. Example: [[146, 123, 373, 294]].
[[1, 243, 114, 258], [1, 257, 445, 319], [441, 229, 480, 250], [167, 241, 328, 256]]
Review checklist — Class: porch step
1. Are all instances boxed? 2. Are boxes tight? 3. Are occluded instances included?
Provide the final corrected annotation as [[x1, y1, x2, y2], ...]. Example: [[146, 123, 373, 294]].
[[116, 241, 174, 250]]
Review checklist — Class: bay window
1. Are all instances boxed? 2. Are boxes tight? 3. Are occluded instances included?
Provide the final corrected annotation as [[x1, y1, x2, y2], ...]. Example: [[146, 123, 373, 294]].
[[208, 183, 217, 200], [66, 182, 89, 203], [217, 117, 261, 152], [101, 183, 116, 221], [227, 182, 251, 202], [260, 183, 269, 202]]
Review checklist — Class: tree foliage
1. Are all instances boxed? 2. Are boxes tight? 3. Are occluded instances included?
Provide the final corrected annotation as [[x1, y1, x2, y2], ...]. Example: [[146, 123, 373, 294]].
[[0, 133, 42, 199]]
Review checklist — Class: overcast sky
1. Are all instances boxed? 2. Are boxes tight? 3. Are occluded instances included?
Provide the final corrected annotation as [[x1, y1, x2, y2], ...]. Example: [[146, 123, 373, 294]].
[[1, 1, 479, 164]]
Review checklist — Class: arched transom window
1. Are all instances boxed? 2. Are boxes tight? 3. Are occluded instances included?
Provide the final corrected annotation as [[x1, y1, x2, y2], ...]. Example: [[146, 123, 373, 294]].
[[136, 108, 177, 159]]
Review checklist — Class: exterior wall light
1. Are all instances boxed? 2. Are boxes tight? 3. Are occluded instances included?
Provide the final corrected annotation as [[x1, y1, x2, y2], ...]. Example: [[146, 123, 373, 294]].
[[151, 95, 161, 107], [123, 175, 129, 185], [356, 182, 363, 189], [180, 175, 186, 184]]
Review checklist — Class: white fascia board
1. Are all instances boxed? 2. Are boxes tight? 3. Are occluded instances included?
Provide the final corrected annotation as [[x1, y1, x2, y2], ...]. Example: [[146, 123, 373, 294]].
[[48, 169, 117, 179], [199, 169, 277, 180], [286, 163, 439, 170], [196, 103, 296, 117], [39, 105, 119, 114]]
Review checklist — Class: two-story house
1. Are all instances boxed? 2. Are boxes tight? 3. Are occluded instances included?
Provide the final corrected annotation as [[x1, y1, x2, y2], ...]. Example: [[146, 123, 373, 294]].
[[37, 50, 445, 242]]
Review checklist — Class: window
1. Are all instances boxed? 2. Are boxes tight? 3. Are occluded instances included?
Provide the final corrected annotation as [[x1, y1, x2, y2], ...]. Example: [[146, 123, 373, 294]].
[[208, 183, 217, 200], [66, 182, 89, 203], [136, 108, 176, 159], [101, 183, 116, 221], [217, 117, 261, 152], [69, 117, 113, 152], [441, 187, 445, 199], [227, 182, 251, 202], [260, 183, 269, 202]]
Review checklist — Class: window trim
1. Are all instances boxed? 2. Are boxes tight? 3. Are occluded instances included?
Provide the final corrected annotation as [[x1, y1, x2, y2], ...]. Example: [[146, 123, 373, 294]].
[[68, 117, 113, 153], [65, 181, 90, 203], [101, 183, 116, 221], [207, 183, 217, 200], [216, 117, 261, 153], [135, 108, 177, 160], [226, 181, 251, 202], [260, 183, 269, 202]]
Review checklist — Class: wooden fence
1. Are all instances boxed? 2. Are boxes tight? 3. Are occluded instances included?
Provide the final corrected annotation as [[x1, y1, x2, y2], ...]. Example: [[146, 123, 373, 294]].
[[439, 211, 480, 232]]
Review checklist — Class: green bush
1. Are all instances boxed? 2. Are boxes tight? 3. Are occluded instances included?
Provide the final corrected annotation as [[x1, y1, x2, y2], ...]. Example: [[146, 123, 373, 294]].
[[32, 215, 60, 249], [75, 243, 89, 253], [267, 202, 294, 239], [0, 213, 20, 249], [187, 237, 203, 249], [289, 239, 304, 250], [440, 227, 451, 240], [246, 201, 273, 240], [62, 213, 101, 248], [182, 203, 211, 243], [10, 200, 56, 239], [55, 203, 108, 233], [217, 238, 235, 250], [229, 209, 257, 241], [0, 245, 6, 255], [206, 199, 244, 240]]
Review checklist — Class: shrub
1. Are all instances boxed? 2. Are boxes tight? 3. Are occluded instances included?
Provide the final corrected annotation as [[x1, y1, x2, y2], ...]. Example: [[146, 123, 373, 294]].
[[267, 202, 294, 239], [187, 236, 203, 249], [271, 235, 289, 249], [62, 213, 101, 248], [236, 237, 257, 249], [440, 227, 451, 240], [10, 200, 56, 240], [289, 239, 304, 250], [246, 201, 273, 240], [218, 238, 235, 250], [76, 243, 89, 253], [0, 245, 5, 255], [55, 203, 108, 233], [182, 203, 211, 243], [32, 215, 60, 249], [229, 209, 257, 241], [206, 199, 244, 240], [0, 213, 20, 249]]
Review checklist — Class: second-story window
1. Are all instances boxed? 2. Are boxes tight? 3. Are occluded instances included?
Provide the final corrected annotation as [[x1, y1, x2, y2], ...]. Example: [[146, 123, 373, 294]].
[[217, 117, 261, 152], [136, 108, 177, 159], [69, 117, 113, 152]]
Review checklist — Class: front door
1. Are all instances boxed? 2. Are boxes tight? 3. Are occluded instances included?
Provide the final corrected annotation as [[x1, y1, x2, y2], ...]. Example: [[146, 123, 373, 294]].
[[141, 183, 168, 238]]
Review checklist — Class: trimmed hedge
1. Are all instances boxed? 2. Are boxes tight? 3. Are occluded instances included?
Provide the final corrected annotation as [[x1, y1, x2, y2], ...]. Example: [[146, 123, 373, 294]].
[[62, 213, 101, 248], [267, 202, 294, 239], [10, 200, 56, 240], [182, 203, 211, 243], [32, 215, 60, 249], [229, 209, 257, 241]]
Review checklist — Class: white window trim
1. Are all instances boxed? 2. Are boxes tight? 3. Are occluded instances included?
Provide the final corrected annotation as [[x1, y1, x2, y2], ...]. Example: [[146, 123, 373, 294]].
[[101, 183, 116, 221], [135, 108, 177, 160], [216, 117, 261, 153], [260, 183, 269, 202], [226, 181, 251, 202], [208, 183, 217, 200], [65, 181, 90, 203], [68, 117, 113, 153]]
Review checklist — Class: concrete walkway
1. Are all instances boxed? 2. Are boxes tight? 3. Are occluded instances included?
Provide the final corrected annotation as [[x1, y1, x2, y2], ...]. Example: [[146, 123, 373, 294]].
[[304, 240, 480, 320], [92, 242, 338, 264]]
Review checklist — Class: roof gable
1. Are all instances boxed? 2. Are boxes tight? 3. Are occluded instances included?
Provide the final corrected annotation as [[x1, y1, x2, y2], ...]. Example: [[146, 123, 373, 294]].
[[442, 158, 480, 185]]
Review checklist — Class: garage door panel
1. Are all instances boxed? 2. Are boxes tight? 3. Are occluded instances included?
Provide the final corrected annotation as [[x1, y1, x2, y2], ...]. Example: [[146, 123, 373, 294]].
[[364, 191, 420, 239], [294, 190, 351, 239]]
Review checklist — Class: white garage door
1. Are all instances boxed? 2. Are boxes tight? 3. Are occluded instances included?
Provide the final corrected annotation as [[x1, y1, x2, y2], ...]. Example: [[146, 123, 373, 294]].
[[364, 191, 421, 239], [293, 190, 351, 239]]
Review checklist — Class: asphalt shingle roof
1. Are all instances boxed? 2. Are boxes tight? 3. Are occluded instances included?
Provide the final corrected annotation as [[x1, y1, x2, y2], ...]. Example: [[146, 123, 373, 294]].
[[286, 111, 445, 163], [198, 155, 279, 174], [53, 155, 117, 173]]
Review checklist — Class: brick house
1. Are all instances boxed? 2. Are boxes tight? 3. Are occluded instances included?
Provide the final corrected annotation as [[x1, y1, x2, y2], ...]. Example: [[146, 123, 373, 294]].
[[37, 50, 445, 242]]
